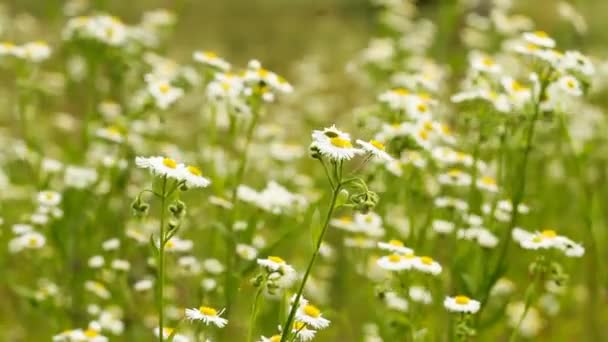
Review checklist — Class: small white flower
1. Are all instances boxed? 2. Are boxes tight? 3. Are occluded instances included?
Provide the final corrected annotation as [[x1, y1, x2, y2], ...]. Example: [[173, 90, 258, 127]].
[[377, 239, 413, 255], [311, 126, 363, 161], [88, 255, 105, 268], [384, 291, 409, 312], [356, 139, 393, 161], [409, 286, 433, 304], [291, 321, 316, 341], [135, 156, 184, 180], [432, 219, 455, 234], [185, 306, 228, 328], [296, 303, 331, 329], [193, 50, 230, 71], [377, 254, 416, 271], [523, 31, 555, 48], [413, 256, 442, 275], [444, 295, 481, 313], [557, 75, 582, 96], [179, 164, 211, 188], [257, 256, 289, 272], [146, 78, 183, 110]]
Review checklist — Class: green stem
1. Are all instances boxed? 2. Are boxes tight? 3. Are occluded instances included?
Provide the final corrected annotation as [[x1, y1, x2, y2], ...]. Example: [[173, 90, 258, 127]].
[[280, 184, 342, 341], [247, 283, 265, 342], [224, 107, 261, 313], [479, 79, 548, 310], [158, 177, 168, 342]]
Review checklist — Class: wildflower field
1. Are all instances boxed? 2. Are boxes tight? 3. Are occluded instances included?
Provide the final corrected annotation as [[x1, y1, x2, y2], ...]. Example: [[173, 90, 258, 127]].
[[1, 0, 608, 341]]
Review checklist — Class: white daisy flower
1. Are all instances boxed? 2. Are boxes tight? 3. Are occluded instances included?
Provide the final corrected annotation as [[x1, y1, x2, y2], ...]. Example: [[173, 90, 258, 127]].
[[153, 327, 189, 342], [409, 286, 433, 304], [476, 176, 499, 192], [236, 244, 258, 261], [413, 256, 442, 275], [9, 231, 46, 252], [377, 239, 413, 255], [457, 227, 499, 248], [438, 169, 472, 187], [296, 303, 331, 329], [185, 305, 228, 328], [311, 126, 362, 161], [164, 237, 193, 252], [470, 53, 501, 74], [179, 164, 211, 188], [135, 156, 184, 180], [37, 191, 62, 207], [330, 215, 357, 232], [22, 41, 51, 62], [523, 31, 555, 48], [193, 50, 230, 71], [95, 126, 124, 143], [384, 291, 409, 312], [444, 295, 481, 313], [376, 254, 416, 271], [432, 219, 455, 234], [291, 321, 316, 341], [560, 50, 594, 76], [378, 88, 411, 111], [513, 228, 584, 257], [257, 256, 289, 272], [146, 77, 183, 110], [356, 139, 393, 161], [557, 75, 582, 96], [435, 196, 469, 212]]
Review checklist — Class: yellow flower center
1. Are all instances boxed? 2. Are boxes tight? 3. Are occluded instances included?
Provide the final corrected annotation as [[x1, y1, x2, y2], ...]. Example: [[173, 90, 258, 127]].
[[404, 253, 416, 259], [512, 81, 526, 92], [270, 336, 281, 342], [420, 256, 434, 265], [481, 176, 496, 185], [204, 51, 218, 59], [388, 254, 402, 263], [159, 84, 170, 94], [163, 327, 174, 335], [330, 137, 352, 148], [162, 158, 177, 169], [482, 57, 495, 66], [294, 321, 306, 330], [541, 230, 557, 238], [28, 238, 39, 247], [416, 103, 428, 113], [455, 295, 470, 305], [534, 30, 548, 38], [370, 140, 385, 150], [339, 216, 352, 223], [394, 88, 409, 95], [258, 68, 269, 77], [418, 92, 431, 100], [526, 43, 539, 51], [448, 169, 462, 177], [388, 239, 404, 247], [268, 256, 285, 264], [303, 304, 321, 318], [566, 80, 576, 89], [418, 130, 429, 141], [84, 329, 99, 337], [199, 306, 218, 316], [187, 165, 202, 176]]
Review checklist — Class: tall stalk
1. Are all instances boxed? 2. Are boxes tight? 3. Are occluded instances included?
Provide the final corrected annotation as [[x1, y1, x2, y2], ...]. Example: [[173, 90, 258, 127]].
[[157, 177, 168, 342], [479, 77, 549, 309], [280, 182, 342, 341]]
